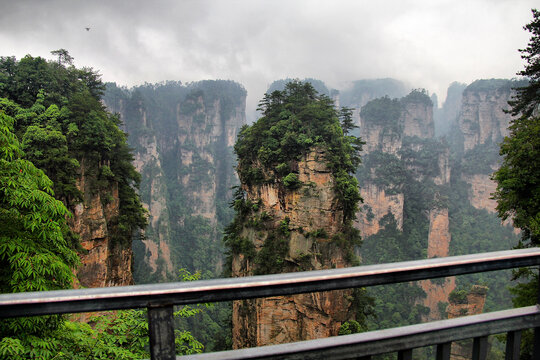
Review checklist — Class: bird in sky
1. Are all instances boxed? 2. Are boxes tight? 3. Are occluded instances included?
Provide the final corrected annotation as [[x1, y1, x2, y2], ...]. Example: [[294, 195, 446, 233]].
[[85, 27, 90, 31]]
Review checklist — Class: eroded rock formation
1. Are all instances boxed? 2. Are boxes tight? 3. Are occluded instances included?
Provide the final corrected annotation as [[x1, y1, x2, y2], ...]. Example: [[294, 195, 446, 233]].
[[457, 80, 517, 213], [231, 149, 354, 348], [419, 208, 455, 320], [447, 286, 489, 360], [71, 162, 133, 287], [459, 80, 513, 152]]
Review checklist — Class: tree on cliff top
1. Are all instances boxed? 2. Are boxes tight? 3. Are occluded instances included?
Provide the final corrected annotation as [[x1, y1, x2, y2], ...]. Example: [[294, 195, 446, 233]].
[[234, 80, 364, 222]]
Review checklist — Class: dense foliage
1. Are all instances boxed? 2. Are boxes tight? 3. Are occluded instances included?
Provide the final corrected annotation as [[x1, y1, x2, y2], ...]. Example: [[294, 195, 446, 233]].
[[0, 51, 147, 358], [493, 15, 540, 244], [266, 78, 332, 97], [0, 110, 78, 342], [235, 80, 363, 222], [491, 10, 540, 359], [359, 96, 402, 132], [507, 9, 540, 119], [0, 52, 147, 247]]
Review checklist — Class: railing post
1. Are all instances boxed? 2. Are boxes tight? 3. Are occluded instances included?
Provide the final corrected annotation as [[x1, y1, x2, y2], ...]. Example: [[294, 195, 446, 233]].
[[436, 342, 451, 360], [148, 304, 176, 360], [472, 336, 488, 360], [397, 349, 412, 360], [505, 330, 521, 360]]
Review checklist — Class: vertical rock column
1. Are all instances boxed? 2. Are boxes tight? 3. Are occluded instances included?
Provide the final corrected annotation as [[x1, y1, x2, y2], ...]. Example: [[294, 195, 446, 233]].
[[231, 149, 354, 348]]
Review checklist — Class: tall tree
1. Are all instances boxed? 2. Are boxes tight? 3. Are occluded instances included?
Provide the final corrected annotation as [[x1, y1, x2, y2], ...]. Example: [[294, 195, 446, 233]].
[[492, 9, 540, 359], [493, 8, 540, 245], [0, 110, 78, 338]]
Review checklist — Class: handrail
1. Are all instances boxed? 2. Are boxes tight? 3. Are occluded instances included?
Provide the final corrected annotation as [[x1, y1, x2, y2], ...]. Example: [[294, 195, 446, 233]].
[[1, 248, 539, 317], [1, 248, 539, 360], [180, 306, 540, 360]]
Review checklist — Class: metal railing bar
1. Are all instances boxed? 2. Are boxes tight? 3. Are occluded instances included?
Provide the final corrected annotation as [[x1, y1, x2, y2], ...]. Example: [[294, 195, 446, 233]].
[[505, 330, 521, 360], [472, 336, 488, 360], [178, 306, 540, 360], [1, 248, 539, 318]]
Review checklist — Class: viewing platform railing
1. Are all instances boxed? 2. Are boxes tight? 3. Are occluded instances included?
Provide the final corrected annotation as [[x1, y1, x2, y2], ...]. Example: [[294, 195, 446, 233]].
[[1, 248, 540, 359]]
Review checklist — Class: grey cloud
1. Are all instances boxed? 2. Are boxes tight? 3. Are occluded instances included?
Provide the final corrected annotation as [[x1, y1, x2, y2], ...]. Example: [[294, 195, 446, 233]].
[[0, 0, 537, 119]]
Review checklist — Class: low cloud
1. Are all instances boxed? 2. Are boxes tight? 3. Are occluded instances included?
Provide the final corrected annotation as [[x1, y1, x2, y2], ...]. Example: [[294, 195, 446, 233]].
[[0, 0, 536, 118]]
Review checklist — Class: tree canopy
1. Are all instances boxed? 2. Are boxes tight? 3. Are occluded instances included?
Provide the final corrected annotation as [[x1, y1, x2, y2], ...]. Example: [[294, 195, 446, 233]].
[[507, 9, 540, 118], [493, 9, 540, 245], [0, 51, 146, 246], [491, 11, 540, 357], [0, 50, 148, 358], [0, 108, 78, 341], [235, 80, 363, 222]]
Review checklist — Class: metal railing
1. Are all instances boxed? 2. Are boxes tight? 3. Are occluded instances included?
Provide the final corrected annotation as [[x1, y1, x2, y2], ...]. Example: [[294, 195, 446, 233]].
[[1, 248, 540, 359]]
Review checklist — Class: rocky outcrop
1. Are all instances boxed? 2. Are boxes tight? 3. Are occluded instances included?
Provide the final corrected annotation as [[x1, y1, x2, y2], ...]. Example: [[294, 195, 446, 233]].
[[447, 286, 489, 360], [461, 174, 498, 213], [339, 78, 409, 130], [457, 80, 517, 213], [459, 80, 513, 152], [401, 94, 434, 139], [71, 161, 133, 288], [419, 208, 455, 320], [231, 149, 354, 348], [356, 184, 404, 237]]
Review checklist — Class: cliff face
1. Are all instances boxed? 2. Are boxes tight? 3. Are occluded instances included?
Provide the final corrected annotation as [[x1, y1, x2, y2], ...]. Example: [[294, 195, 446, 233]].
[[457, 80, 517, 213], [447, 286, 489, 360], [357, 90, 454, 322], [401, 98, 434, 139], [356, 183, 404, 237], [459, 81, 513, 152], [231, 149, 353, 348], [71, 161, 133, 287], [103, 81, 246, 280], [356, 91, 447, 245], [418, 208, 455, 321]]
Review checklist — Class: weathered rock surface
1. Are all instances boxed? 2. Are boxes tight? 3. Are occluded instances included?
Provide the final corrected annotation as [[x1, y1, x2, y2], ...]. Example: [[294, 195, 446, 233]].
[[401, 98, 434, 139], [457, 81, 516, 214], [356, 183, 404, 237], [461, 174, 498, 213], [419, 208, 455, 320], [71, 161, 133, 288], [447, 286, 489, 360], [232, 149, 353, 348], [459, 83, 512, 152]]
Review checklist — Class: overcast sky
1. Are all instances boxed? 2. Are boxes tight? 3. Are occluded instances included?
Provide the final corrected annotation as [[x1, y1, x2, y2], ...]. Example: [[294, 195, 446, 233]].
[[0, 0, 536, 118]]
